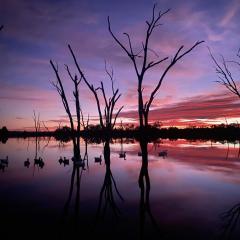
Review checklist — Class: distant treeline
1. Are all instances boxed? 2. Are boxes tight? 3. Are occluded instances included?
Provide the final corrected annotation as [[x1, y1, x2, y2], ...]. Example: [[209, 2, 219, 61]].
[[1, 124, 240, 143]]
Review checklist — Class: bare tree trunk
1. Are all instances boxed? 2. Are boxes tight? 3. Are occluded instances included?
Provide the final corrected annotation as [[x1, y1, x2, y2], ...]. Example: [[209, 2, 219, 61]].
[[65, 65, 81, 134]]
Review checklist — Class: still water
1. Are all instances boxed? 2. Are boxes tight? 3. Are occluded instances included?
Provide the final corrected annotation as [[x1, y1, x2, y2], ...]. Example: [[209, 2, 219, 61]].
[[0, 137, 240, 239]]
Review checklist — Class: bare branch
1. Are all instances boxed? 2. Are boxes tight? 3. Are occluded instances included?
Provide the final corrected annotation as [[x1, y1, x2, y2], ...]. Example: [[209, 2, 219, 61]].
[[68, 44, 104, 129], [65, 64, 75, 81], [209, 47, 240, 98], [50, 60, 75, 132], [42, 121, 49, 132], [145, 41, 204, 113], [146, 56, 168, 70], [104, 61, 115, 94], [108, 17, 140, 77], [113, 106, 124, 128]]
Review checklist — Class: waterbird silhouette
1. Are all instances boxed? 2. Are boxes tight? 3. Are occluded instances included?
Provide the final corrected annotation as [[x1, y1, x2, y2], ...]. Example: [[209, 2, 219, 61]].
[[24, 158, 30, 168], [119, 151, 126, 160], [95, 155, 102, 164], [158, 150, 168, 158], [58, 156, 63, 164]]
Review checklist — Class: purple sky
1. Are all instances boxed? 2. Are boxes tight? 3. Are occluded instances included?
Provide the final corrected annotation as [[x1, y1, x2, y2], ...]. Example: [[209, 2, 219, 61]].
[[0, 0, 240, 130]]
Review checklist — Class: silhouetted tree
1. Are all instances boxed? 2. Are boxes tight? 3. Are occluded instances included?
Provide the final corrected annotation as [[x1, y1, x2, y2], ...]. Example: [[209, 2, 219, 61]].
[[50, 61, 80, 134], [0, 126, 8, 135], [209, 47, 240, 98], [33, 110, 41, 133], [50, 57, 85, 158], [69, 46, 123, 132], [108, 4, 203, 129], [0, 25, 3, 31]]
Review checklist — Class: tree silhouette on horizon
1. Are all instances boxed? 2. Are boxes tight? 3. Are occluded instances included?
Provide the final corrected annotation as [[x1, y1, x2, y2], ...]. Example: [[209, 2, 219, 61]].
[[108, 4, 204, 130]]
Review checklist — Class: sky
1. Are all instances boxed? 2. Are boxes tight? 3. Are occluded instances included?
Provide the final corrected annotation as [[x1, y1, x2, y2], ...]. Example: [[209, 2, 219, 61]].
[[0, 0, 240, 130]]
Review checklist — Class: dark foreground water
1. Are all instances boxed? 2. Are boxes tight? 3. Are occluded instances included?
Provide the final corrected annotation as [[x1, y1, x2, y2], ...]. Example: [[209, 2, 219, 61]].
[[0, 138, 240, 240]]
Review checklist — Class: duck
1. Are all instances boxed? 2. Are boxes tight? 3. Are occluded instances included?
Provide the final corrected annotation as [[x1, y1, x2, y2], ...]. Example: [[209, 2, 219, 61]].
[[0, 156, 8, 166], [38, 160, 45, 169], [63, 157, 69, 166], [158, 150, 168, 158], [58, 156, 63, 164], [34, 158, 40, 165], [94, 155, 102, 164], [24, 158, 30, 168], [119, 152, 126, 159]]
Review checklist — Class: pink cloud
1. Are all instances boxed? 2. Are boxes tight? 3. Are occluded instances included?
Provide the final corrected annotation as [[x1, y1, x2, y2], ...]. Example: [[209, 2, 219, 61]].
[[119, 91, 240, 127]]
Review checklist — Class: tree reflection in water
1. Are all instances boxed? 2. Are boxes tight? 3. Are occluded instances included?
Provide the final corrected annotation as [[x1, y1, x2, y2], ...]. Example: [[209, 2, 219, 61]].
[[220, 202, 240, 240], [60, 136, 88, 237], [95, 138, 124, 227], [138, 138, 164, 239]]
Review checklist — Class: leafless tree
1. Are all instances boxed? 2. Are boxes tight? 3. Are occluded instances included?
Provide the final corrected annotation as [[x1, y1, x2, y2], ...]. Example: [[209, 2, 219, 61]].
[[80, 107, 89, 131], [209, 47, 240, 98], [33, 110, 41, 133], [50, 59, 83, 158], [69, 45, 123, 132], [50, 61, 75, 133], [108, 4, 204, 129]]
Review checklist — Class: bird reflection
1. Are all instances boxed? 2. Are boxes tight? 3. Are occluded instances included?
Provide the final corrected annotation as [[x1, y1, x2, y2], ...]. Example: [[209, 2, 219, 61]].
[[138, 138, 163, 239], [119, 137, 126, 160], [0, 156, 8, 172]]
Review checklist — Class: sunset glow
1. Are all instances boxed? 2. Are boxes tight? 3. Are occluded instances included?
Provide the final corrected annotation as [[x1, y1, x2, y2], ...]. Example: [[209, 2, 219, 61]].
[[1, 0, 240, 130]]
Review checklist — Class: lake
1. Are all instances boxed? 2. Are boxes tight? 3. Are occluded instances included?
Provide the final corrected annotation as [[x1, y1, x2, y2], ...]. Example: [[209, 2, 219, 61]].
[[0, 137, 240, 239]]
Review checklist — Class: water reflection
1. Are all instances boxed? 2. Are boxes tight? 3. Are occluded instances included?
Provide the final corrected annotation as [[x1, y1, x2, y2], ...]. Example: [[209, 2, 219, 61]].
[[1, 138, 240, 239], [220, 202, 240, 239], [138, 138, 163, 239], [95, 138, 124, 224], [119, 137, 126, 160], [0, 156, 8, 172], [60, 136, 88, 237]]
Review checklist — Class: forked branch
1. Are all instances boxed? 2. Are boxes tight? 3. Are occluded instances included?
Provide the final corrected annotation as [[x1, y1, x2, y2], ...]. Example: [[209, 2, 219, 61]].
[[209, 47, 240, 98]]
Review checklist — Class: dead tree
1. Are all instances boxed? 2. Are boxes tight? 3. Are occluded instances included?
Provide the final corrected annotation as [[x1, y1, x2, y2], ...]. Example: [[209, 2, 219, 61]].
[[50, 60, 82, 158], [80, 107, 89, 131], [209, 47, 240, 98], [33, 110, 41, 134], [69, 45, 123, 132], [108, 4, 204, 129], [50, 61, 75, 133]]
